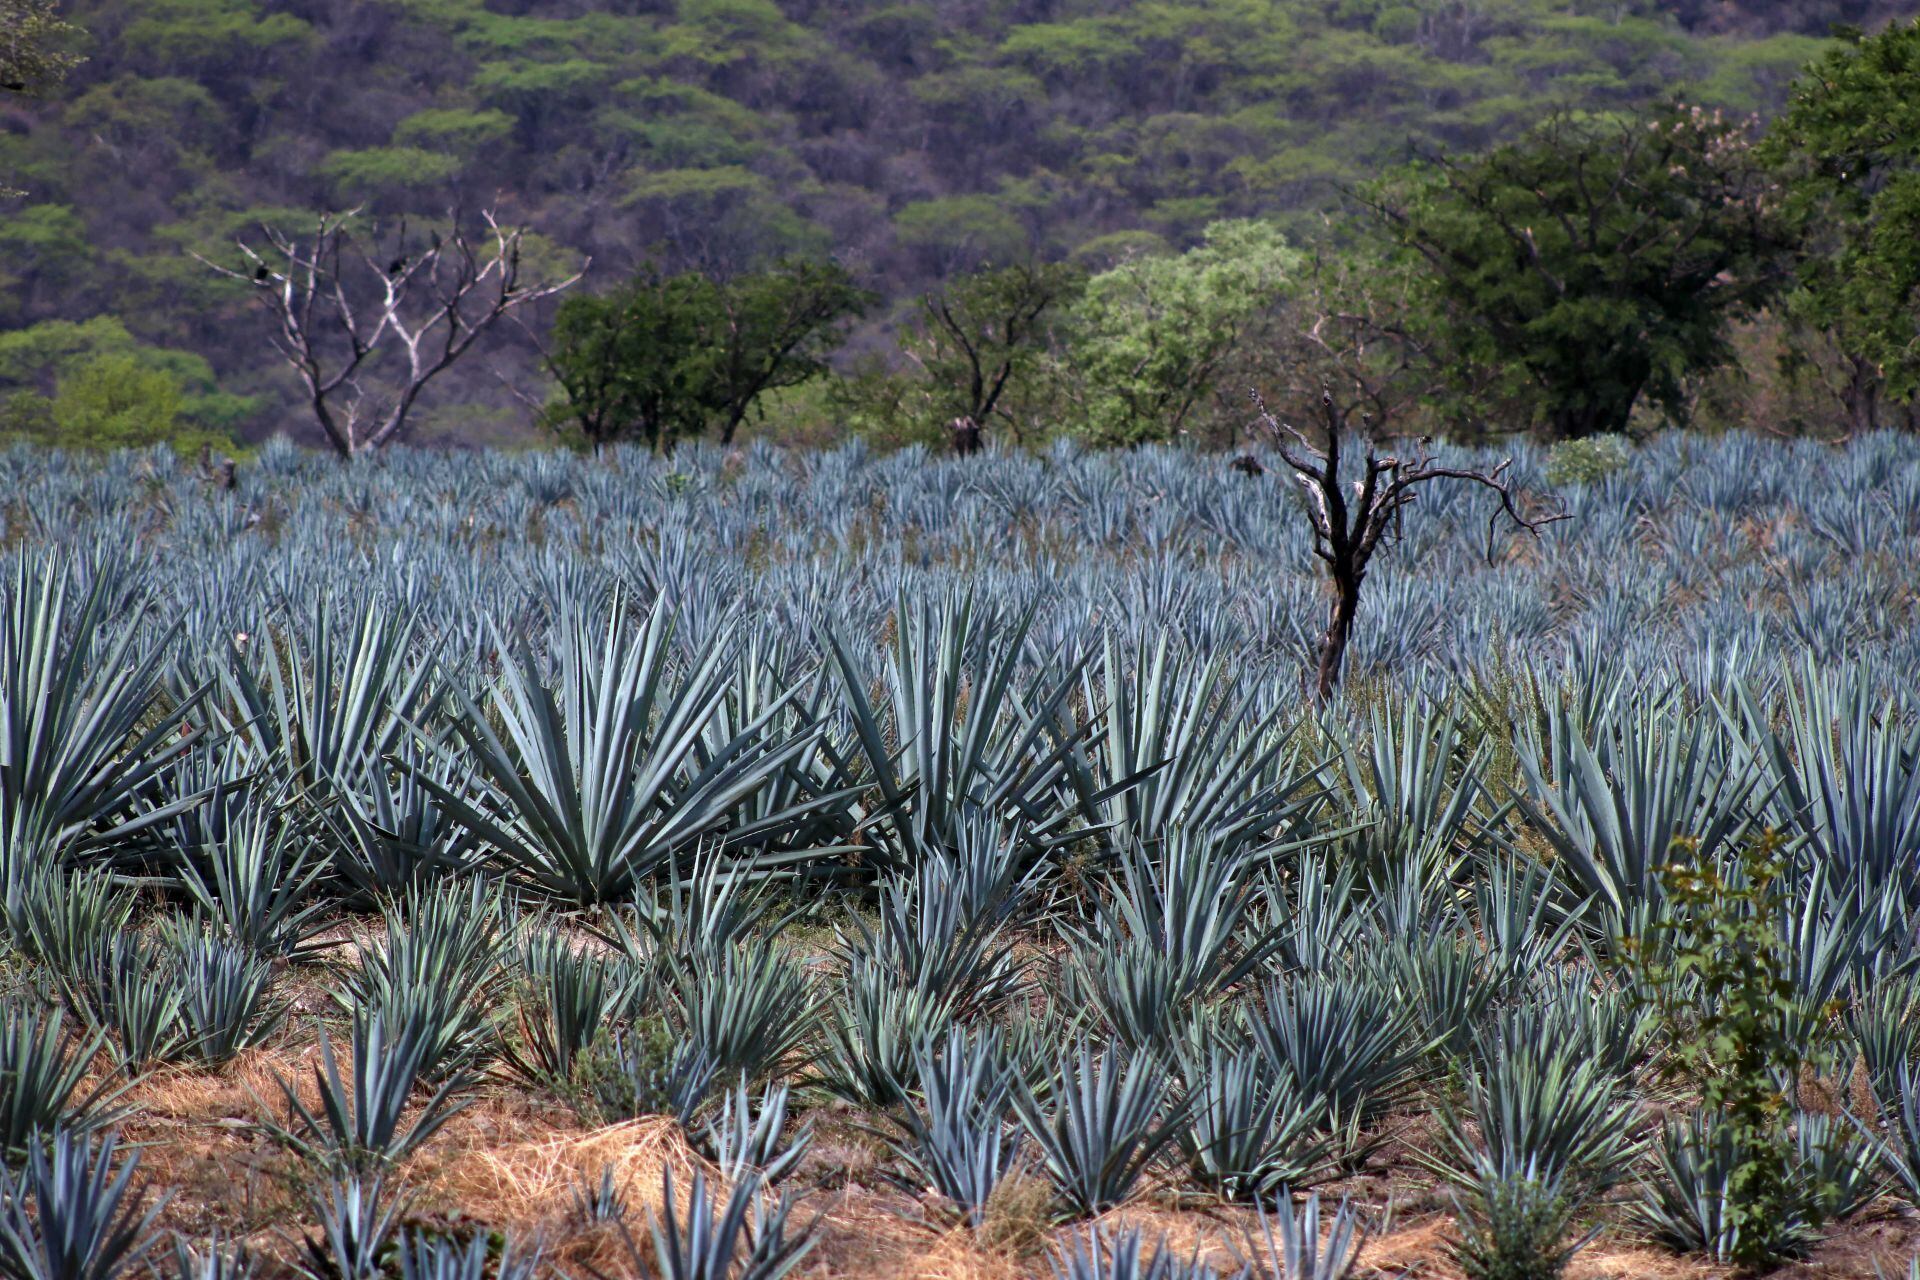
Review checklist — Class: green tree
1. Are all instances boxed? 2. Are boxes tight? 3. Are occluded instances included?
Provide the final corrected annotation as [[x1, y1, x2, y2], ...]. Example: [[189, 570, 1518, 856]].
[[702, 260, 870, 444], [50, 353, 182, 447], [1, 0, 82, 196], [907, 261, 1084, 447], [540, 261, 864, 451], [1368, 104, 1790, 439], [1066, 219, 1297, 445], [541, 269, 719, 453], [1764, 19, 1920, 433]]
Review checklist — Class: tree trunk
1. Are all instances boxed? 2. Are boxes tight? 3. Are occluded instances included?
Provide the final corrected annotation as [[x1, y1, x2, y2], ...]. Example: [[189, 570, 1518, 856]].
[[1842, 355, 1880, 436], [1314, 567, 1363, 701]]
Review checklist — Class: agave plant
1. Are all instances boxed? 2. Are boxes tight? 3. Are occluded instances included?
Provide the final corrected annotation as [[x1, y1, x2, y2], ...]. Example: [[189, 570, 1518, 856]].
[[295, 1175, 406, 1280], [1174, 1040, 1330, 1201], [700, 1079, 810, 1186], [0, 554, 208, 870], [10, 865, 134, 978], [1429, 1036, 1641, 1199], [1512, 697, 1762, 941], [886, 1027, 1022, 1226], [266, 1011, 470, 1170], [335, 879, 506, 1080], [1048, 1226, 1220, 1280], [820, 595, 1103, 874], [1075, 631, 1315, 855], [666, 938, 816, 1085], [54, 934, 188, 1074], [0, 1130, 162, 1280], [835, 848, 1027, 1018], [410, 600, 836, 906], [1011, 1041, 1186, 1218], [165, 926, 285, 1067], [507, 924, 640, 1086], [172, 799, 332, 961], [214, 595, 438, 801], [1245, 973, 1421, 1133], [1069, 832, 1280, 1051], [1241, 1191, 1364, 1280], [817, 967, 958, 1108], [1637, 1112, 1824, 1266], [163, 1232, 257, 1280], [395, 1231, 542, 1280], [0, 999, 124, 1160], [632, 1166, 814, 1280], [578, 1031, 717, 1127]]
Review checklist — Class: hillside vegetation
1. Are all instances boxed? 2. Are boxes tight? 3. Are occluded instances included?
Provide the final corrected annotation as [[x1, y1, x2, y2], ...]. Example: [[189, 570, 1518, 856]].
[[0, 0, 1909, 442]]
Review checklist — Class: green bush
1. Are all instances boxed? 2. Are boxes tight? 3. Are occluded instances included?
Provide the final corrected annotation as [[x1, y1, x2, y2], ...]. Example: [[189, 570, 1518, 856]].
[[1544, 434, 1632, 486]]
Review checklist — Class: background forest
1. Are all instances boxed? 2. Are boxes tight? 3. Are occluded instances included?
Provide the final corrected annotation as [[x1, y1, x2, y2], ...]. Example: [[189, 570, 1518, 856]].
[[0, 0, 1916, 449]]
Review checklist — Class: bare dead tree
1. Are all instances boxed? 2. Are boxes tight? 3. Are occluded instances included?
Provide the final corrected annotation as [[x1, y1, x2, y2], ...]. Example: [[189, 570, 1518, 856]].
[[199, 209, 584, 457], [1256, 390, 1567, 701]]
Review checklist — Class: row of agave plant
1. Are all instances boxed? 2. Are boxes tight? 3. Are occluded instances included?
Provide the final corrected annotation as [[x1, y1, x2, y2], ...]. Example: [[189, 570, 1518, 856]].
[[3, 536, 1920, 1278], [4, 428, 1920, 694]]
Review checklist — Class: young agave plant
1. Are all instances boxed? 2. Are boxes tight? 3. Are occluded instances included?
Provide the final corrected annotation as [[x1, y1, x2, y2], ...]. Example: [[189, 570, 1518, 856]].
[[55, 934, 188, 1075], [1069, 833, 1280, 1052], [633, 1166, 814, 1280], [1245, 973, 1420, 1134], [1431, 1036, 1641, 1198], [818, 967, 959, 1108], [174, 799, 332, 961], [295, 1175, 406, 1280], [0, 998, 125, 1160], [666, 938, 816, 1085], [580, 1032, 717, 1127], [394, 1231, 542, 1280], [1011, 1041, 1186, 1219], [1048, 1225, 1221, 1280], [887, 1026, 1023, 1227], [1174, 1040, 1330, 1202], [267, 1011, 470, 1170], [164, 1232, 257, 1280], [1242, 1191, 1364, 1280], [700, 1079, 811, 1186], [164, 926, 285, 1067], [507, 925, 641, 1087], [337, 879, 506, 1080], [0, 1129, 163, 1280], [11, 865, 135, 978]]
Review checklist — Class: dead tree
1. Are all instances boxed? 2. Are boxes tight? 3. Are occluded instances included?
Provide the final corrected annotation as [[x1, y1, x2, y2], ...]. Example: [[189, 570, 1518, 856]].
[[200, 210, 583, 457], [1256, 390, 1566, 701]]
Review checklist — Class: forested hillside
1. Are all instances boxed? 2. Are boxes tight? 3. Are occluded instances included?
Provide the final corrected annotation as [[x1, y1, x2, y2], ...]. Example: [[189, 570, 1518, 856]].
[[0, 0, 1910, 443]]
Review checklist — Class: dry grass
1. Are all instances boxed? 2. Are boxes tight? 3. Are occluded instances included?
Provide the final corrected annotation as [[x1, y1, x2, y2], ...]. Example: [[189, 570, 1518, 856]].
[[52, 1018, 1916, 1280]]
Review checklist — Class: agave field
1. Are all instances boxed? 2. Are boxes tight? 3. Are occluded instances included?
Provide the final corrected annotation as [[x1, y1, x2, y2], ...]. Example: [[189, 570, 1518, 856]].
[[2, 431, 1920, 1279]]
